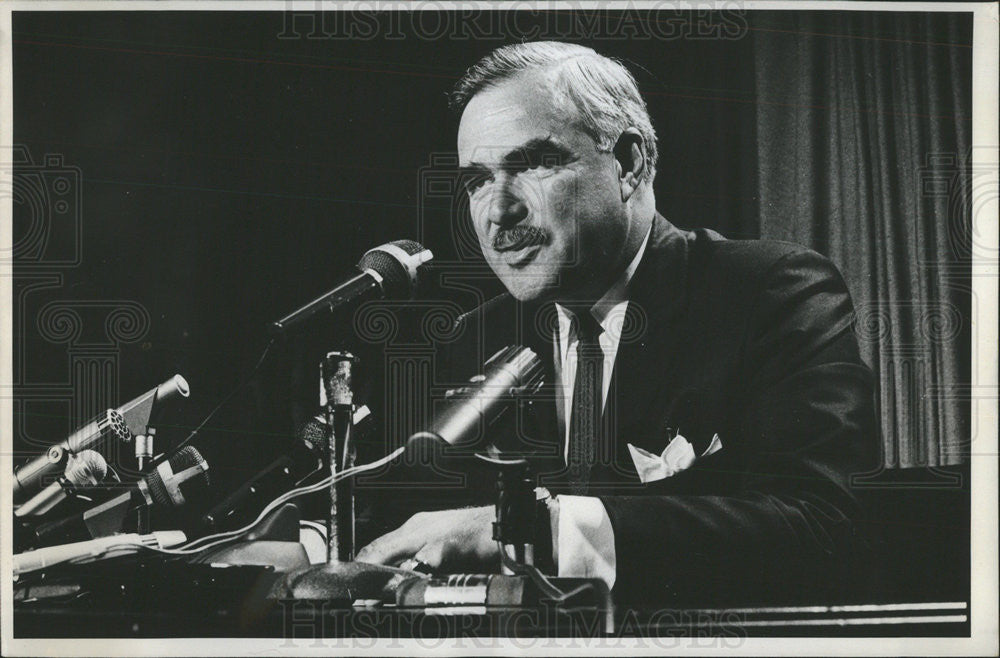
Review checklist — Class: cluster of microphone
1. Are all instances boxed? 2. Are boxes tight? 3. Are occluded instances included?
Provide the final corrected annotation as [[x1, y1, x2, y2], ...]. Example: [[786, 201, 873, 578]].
[[12, 239, 545, 574], [12, 376, 206, 551]]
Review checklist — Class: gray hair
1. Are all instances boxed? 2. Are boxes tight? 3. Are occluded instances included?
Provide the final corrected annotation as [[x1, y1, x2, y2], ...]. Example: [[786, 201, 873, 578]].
[[449, 41, 658, 181]]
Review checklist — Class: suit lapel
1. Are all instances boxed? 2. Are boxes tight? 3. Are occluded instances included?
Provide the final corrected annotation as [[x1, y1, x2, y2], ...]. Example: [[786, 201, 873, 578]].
[[606, 215, 692, 455]]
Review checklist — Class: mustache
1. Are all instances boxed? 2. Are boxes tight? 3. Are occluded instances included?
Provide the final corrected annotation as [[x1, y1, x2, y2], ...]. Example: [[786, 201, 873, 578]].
[[492, 225, 547, 252]]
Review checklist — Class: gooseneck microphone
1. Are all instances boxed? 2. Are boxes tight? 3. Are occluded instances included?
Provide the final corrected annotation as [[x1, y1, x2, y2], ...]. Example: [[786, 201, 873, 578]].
[[408, 345, 544, 449], [269, 239, 433, 335], [13, 410, 133, 504], [33, 446, 210, 548], [15, 450, 109, 518]]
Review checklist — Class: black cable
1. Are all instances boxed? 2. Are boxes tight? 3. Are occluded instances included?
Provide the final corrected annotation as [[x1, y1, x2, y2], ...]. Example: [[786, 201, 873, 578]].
[[153, 337, 276, 467], [299, 521, 326, 544], [105, 463, 122, 482]]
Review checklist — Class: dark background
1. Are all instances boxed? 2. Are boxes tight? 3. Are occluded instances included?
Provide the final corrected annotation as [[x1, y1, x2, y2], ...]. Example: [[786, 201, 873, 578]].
[[11, 7, 973, 567], [12, 10, 761, 495], [9, 8, 977, 611]]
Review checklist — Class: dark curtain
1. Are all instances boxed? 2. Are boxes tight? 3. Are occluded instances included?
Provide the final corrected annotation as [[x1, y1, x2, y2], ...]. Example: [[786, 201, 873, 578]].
[[752, 12, 972, 468]]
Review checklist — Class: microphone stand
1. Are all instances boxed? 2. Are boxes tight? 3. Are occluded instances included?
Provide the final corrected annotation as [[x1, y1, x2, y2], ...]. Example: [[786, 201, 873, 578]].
[[284, 352, 411, 604], [123, 375, 189, 534], [135, 428, 154, 534], [320, 351, 356, 562]]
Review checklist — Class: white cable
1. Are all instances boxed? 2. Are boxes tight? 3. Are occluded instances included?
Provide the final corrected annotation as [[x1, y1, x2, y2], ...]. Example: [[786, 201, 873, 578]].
[[15, 448, 408, 573], [156, 445, 406, 555], [14, 532, 187, 575]]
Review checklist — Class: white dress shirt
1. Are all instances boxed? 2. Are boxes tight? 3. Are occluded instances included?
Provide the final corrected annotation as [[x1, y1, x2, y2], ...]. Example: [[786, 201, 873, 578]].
[[548, 227, 652, 589]]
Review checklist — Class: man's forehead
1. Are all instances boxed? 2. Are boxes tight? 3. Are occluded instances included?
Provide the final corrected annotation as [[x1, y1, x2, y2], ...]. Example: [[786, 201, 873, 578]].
[[457, 101, 533, 159], [457, 72, 574, 165]]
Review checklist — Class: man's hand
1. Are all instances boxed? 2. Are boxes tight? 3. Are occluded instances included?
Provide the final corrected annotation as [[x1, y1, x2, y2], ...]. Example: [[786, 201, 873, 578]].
[[355, 506, 499, 573]]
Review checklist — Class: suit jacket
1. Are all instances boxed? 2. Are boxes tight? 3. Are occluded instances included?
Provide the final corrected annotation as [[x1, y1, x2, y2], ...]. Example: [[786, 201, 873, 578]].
[[378, 214, 880, 605]]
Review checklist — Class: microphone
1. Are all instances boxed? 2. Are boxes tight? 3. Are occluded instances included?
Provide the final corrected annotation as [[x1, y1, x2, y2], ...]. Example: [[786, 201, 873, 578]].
[[116, 374, 190, 437], [32, 446, 210, 548], [15, 451, 108, 518], [268, 239, 433, 335], [13, 410, 132, 503], [297, 405, 373, 461], [408, 345, 544, 449]]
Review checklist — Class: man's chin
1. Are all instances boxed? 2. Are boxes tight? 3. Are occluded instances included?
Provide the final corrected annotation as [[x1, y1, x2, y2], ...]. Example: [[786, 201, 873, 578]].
[[497, 274, 559, 303]]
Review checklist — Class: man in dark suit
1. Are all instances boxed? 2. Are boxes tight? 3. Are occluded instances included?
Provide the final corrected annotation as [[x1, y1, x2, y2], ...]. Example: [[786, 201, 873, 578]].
[[356, 41, 878, 605]]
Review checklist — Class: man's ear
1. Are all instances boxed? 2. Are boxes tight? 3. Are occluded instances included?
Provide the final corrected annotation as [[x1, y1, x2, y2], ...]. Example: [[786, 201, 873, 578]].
[[614, 128, 646, 202]]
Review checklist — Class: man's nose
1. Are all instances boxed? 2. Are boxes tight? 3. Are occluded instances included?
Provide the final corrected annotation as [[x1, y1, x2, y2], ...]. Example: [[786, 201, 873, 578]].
[[486, 181, 529, 227]]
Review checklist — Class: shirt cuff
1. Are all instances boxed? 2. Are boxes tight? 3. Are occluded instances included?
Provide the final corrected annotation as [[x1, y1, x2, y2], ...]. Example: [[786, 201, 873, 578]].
[[554, 495, 616, 589]]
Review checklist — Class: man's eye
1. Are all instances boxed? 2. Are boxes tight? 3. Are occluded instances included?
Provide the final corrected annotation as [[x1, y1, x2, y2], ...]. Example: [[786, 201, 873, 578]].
[[507, 150, 562, 176], [461, 172, 492, 195], [506, 152, 542, 175], [527, 150, 557, 170]]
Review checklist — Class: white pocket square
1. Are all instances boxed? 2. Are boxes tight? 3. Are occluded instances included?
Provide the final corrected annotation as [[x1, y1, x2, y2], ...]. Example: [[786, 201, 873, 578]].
[[628, 433, 723, 484]]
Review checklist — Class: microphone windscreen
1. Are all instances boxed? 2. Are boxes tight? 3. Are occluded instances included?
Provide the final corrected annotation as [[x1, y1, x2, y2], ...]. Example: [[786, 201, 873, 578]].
[[382, 239, 425, 255], [356, 240, 432, 299], [66, 450, 108, 487], [171, 445, 209, 475], [296, 406, 374, 455], [144, 446, 210, 508], [297, 417, 328, 454]]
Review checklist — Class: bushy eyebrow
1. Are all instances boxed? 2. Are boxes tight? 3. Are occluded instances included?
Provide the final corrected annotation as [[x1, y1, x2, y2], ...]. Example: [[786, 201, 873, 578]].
[[460, 137, 575, 175]]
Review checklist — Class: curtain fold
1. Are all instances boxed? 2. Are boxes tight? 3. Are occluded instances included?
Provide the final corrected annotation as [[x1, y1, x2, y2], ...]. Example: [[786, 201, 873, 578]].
[[753, 12, 972, 467]]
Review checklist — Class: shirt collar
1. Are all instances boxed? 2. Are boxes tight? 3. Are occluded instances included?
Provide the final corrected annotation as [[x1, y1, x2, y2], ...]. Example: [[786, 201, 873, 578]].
[[555, 224, 653, 330]]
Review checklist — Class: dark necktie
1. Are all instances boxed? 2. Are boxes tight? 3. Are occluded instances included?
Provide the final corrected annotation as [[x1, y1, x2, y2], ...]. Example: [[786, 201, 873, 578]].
[[567, 308, 604, 495]]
